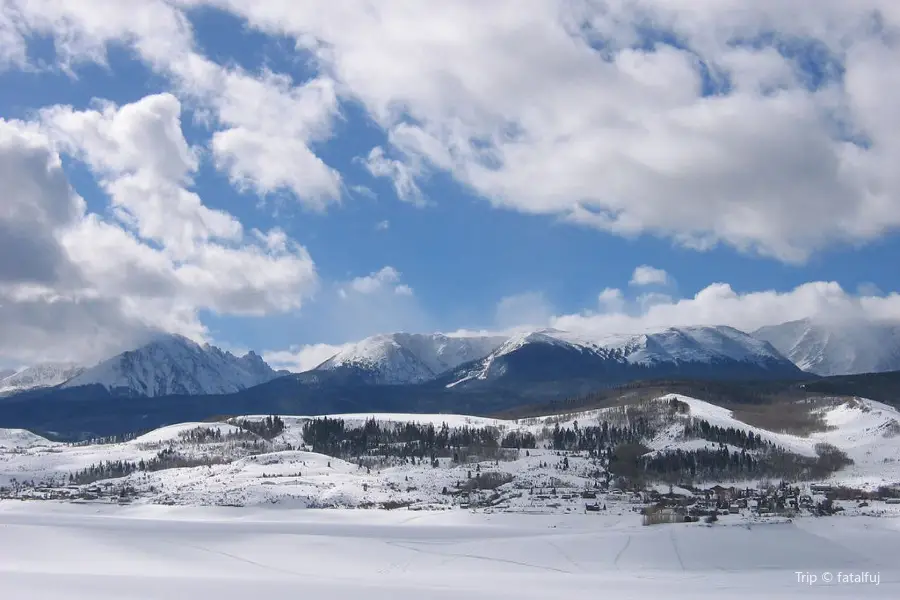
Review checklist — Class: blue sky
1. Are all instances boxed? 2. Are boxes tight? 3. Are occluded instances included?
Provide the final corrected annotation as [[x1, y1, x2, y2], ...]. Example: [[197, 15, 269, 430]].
[[0, 1, 899, 370]]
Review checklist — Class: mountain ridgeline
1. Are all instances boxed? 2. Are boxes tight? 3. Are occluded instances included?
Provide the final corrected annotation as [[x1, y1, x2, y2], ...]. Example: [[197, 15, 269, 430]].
[[753, 317, 900, 376], [2, 324, 900, 439]]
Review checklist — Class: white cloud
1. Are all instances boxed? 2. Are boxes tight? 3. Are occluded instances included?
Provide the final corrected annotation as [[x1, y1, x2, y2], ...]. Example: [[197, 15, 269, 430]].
[[629, 265, 670, 287], [9, 1, 900, 260], [2, 0, 343, 209], [375, 219, 390, 231], [191, 0, 900, 263], [202, 71, 342, 208], [495, 292, 554, 330], [363, 146, 425, 206], [553, 281, 900, 337], [0, 95, 319, 365], [263, 343, 345, 372], [41, 94, 242, 258], [341, 266, 406, 297], [597, 287, 626, 313]]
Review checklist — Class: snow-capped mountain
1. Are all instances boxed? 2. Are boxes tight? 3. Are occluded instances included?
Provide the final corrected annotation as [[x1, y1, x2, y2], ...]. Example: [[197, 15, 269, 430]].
[[753, 318, 900, 376], [310, 333, 508, 385], [0, 363, 86, 396], [443, 326, 802, 389], [61, 334, 283, 397]]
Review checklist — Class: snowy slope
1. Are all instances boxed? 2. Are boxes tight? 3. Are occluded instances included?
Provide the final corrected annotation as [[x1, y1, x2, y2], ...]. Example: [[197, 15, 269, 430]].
[[313, 332, 506, 384], [0, 362, 85, 396], [62, 334, 282, 397], [647, 394, 900, 487], [5, 392, 897, 504], [0, 429, 56, 450], [754, 317, 900, 376], [446, 325, 799, 386]]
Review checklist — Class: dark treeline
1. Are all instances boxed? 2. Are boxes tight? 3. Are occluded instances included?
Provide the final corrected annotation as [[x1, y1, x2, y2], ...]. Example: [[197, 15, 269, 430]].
[[681, 419, 770, 450], [229, 416, 285, 440], [70, 430, 149, 446], [68, 448, 229, 485], [301, 417, 515, 460], [641, 447, 762, 481], [640, 443, 853, 482], [500, 430, 537, 449], [549, 419, 650, 453]]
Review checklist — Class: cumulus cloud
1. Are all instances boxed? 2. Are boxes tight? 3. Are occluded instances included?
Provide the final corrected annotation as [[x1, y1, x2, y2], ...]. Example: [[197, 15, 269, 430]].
[[0, 96, 318, 365], [7, 1, 900, 260], [180, 0, 900, 262], [597, 288, 626, 313], [340, 266, 409, 297], [552, 281, 900, 337], [495, 292, 555, 330], [263, 342, 345, 373], [629, 265, 670, 287], [1, 0, 342, 209]]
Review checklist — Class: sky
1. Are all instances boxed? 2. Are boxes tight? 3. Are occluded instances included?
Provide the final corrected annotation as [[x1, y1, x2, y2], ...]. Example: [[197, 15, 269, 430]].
[[1, 0, 900, 372]]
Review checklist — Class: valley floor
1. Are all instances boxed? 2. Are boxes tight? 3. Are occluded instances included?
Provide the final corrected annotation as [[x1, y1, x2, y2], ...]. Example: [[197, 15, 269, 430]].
[[0, 501, 897, 599]]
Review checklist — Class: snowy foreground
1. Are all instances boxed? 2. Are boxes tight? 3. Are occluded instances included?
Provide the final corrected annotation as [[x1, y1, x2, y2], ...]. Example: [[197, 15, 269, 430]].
[[0, 501, 897, 599]]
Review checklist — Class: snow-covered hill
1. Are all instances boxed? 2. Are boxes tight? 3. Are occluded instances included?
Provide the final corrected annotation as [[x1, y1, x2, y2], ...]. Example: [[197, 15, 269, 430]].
[[445, 326, 801, 388], [753, 318, 900, 376], [61, 334, 282, 397], [0, 363, 85, 396], [312, 333, 507, 384], [0, 428, 55, 450], [3, 393, 898, 507]]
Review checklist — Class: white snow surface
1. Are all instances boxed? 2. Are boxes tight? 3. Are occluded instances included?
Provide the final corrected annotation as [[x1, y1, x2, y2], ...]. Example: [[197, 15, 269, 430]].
[[129, 422, 246, 445], [0, 502, 897, 599], [754, 317, 900, 376], [315, 332, 507, 384], [0, 429, 56, 450], [0, 362, 85, 396], [62, 334, 280, 396], [3, 394, 900, 499]]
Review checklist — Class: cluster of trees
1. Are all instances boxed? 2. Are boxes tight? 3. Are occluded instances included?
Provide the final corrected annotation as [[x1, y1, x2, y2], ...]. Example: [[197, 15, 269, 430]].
[[178, 427, 231, 444], [68, 448, 226, 485], [301, 417, 507, 460], [70, 431, 147, 446], [640, 447, 764, 481], [500, 431, 537, 449], [229, 416, 285, 440], [681, 419, 770, 451], [638, 442, 853, 482], [549, 419, 651, 453]]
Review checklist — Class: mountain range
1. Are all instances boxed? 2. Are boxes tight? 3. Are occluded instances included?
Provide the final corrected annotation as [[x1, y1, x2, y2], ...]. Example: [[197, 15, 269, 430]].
[[1, 320, 900, 439], [0, 336, 283, 398], [312, 333, 508, 385], [6, 319, 900, 399], [0, 363, 86, 396], [753, 317, 900, 376]]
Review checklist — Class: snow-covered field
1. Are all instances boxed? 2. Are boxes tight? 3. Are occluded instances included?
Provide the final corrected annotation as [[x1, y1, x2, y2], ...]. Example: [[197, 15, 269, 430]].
[[2, 394, 900, 597], [0, 502, 896, 599]]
